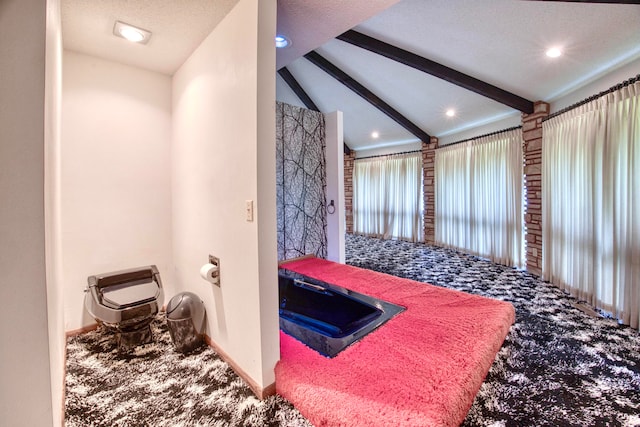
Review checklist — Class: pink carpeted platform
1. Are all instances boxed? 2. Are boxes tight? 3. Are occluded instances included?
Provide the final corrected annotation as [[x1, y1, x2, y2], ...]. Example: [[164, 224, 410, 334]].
[[276, 257, 515, 427]]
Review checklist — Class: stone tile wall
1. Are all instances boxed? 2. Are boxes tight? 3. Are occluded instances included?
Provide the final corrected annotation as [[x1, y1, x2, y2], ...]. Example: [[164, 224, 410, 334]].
[[344, 150, 355, 234], [522, 101, 549, 275], [422, 137, 438, 244]]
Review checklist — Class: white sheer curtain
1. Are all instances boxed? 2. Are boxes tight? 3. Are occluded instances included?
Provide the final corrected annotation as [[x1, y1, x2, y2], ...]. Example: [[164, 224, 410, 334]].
[[542, 79, 639, 329], [353, 152, 423, 242], [435, 128, 524, 267]]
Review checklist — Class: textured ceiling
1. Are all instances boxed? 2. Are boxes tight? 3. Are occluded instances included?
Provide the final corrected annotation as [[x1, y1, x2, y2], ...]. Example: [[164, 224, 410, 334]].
[[61, 0, 239, 75], [61, 0, 393, 76], [275, 0, 400, 69], [61, 0, 640, 152], [277, 0, 640, 151]]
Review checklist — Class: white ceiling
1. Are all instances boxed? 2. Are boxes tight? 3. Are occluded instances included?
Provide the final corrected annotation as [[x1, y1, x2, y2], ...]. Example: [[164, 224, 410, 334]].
[[61, 0, 240, 76], [61, 0, 640, 152], [275, 0, 400, 69], [61, 0, 392, 75], [277, 0, 640, 151]]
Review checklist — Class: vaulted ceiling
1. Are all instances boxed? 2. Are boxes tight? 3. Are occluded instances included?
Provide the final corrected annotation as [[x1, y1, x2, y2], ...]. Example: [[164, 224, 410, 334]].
[[61, 0, 640, 153], [276, 0, 640, 152]]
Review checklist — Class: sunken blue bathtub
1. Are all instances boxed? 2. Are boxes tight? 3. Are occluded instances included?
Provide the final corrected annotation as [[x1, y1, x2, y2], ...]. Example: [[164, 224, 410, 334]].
[[278, 269, 405, 357]]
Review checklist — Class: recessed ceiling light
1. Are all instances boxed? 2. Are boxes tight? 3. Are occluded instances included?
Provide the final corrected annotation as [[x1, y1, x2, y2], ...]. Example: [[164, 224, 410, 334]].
[[371, 131, 379, 139], [275, 35, 291, 48], [446, 109, 456, 117], [113, 21, 151, 44], [546, 47, 562, 58]]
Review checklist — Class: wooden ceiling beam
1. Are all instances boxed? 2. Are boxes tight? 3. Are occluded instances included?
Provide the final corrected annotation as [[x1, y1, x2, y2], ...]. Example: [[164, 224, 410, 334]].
[[277, 67, 352, 155], [277, 68, 320, 112], [337, 30, 535, 114], [304, 51, 431, 142]]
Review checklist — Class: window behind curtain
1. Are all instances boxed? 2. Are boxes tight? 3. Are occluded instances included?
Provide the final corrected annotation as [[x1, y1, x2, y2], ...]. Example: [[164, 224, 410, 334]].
[[542, 79, 639, 329], [435, 128, 524, 267], [353, 152, 423, 242]]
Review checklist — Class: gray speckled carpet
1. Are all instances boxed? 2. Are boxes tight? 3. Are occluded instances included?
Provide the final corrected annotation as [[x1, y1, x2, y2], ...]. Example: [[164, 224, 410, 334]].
[[65, 319, 311, 427], [347, 234, 640, 427], [65, 234, 640, 426]]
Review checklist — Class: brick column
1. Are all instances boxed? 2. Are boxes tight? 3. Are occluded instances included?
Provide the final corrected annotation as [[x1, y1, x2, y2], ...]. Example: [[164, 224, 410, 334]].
[[344, 150, 356, 234], [422, 137, 438, 244], [522, 101, 549, 276]]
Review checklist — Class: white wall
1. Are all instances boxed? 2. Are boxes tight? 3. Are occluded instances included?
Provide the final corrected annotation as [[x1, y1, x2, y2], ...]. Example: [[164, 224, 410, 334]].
[[550, 57, 640, 113], [255, 0, 280, 386], [438, 57, 640, 147], [325, 111, 345, 263], [437, 113, 522, 147], [355, 140, 423, 158], [0, 0, 55, 425], [172, 0, 278, 390], [45, 0, 66, 424], [61, 51, 173, 331]]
